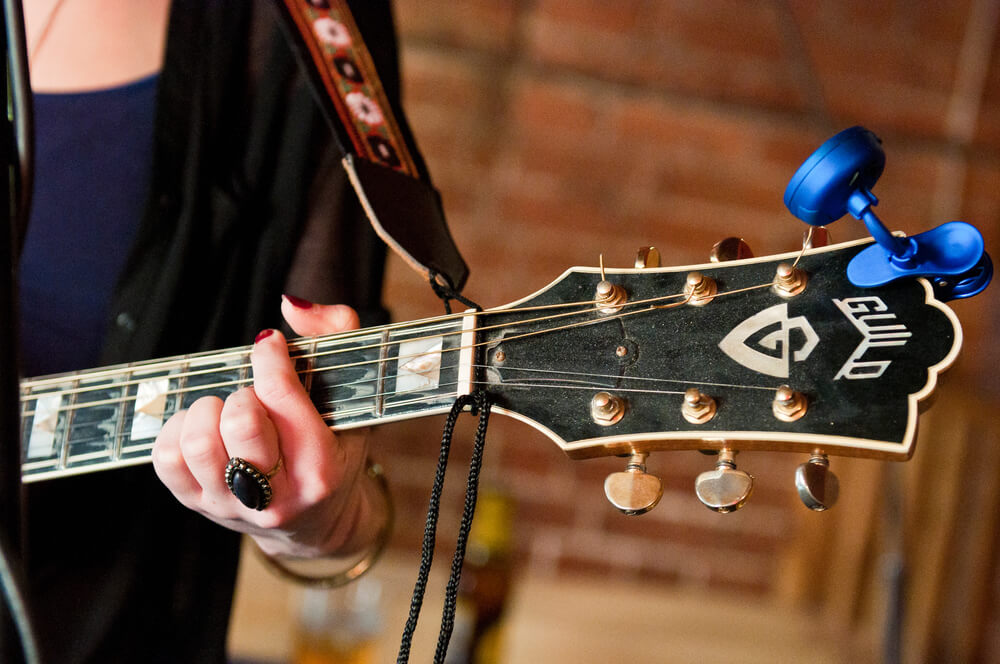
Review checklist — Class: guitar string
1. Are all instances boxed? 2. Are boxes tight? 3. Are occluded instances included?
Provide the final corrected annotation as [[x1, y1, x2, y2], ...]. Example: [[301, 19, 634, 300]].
[[21, 248, 814, 460], [23, 280, 695, 391], [20, 297, 687, 418], [20, 280, 772, 421], [21, 287, 691, 396], [25, 356, 784, 451], [23, 239, 816, 396], [20, 273, 782, 413], [19, 279, 781, 423], [23, 285, 787, 456], [20, 293, 676, 409], [26, 369, 779, 461]]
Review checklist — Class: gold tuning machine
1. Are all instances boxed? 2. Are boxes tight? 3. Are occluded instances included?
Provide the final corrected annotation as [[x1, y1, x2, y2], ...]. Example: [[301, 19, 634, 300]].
[[795, 451, 839, 511], [604, 452, 663, 515], [683, 271, 717, 306], [635, 246, 661, 269], [710, 237, 754, 262], [695, 448, 753, 513], [803, 226, 832, 249], [772, 263, 808, 298]]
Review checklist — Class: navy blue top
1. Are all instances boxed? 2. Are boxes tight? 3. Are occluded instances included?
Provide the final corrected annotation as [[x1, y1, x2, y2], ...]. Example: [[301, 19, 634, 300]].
[[19, 75, 159, 376]]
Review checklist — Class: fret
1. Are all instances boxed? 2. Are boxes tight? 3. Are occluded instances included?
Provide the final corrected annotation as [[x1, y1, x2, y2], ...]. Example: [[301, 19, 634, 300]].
[[310, 331, 384, 427], [62, 376, 119, 470], [111, 367, 132, 462], [296, 339, 318, 394], [375, 329, 390, 417], [22, 382, 75, 472], [179, 353, 248, 407], [20, 314, 482, 483]]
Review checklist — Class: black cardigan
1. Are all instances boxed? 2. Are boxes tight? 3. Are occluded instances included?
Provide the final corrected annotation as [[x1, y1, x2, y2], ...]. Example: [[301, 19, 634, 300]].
[[24, 2, 398, 661]]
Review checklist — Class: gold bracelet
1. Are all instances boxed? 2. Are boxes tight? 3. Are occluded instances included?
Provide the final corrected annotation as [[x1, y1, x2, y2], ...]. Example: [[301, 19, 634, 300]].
[[256, 461, 393, 587]]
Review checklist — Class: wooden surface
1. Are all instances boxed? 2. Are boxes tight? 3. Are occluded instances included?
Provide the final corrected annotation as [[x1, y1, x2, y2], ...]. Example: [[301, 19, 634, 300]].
[[229, 544, 874, 663]]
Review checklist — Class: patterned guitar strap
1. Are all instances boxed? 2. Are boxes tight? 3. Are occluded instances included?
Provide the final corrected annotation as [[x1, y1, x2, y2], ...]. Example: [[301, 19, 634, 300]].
[[276, 3, 493, 663]]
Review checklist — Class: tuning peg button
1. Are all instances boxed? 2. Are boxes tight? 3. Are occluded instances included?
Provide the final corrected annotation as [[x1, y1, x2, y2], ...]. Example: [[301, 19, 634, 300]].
[[710, 237, 754, 262], [695, 449, 753, 513], [795, 452, 839, 511], [605, 453, 663, 515], [803, 226, 832, 249], [635, 246, 661, 269]]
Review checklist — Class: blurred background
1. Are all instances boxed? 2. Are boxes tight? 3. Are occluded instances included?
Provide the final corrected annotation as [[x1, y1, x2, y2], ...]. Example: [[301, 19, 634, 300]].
[[230, 1, 1000, 662]]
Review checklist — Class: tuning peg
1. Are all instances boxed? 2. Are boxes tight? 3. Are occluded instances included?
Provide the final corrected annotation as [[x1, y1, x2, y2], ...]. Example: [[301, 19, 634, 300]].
[[682, 387, 716, 424], [604, 452, 663, 515], [803, 226, 832, 249], [635, 246, 661, 268], [710, 237, 754, 263], [695, 448, 753, 513], [795, 451, 839, 511]]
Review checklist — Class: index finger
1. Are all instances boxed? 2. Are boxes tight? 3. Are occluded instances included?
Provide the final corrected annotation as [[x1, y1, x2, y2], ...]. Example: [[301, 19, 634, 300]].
[[250, 329, 341, 469]]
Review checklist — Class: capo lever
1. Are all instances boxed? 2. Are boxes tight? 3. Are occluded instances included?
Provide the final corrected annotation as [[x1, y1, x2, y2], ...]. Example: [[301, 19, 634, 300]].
[[784, 126, 992, 301]]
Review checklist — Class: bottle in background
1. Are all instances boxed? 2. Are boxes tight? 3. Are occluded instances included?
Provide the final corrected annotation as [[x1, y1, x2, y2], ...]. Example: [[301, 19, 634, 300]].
[[292, 574, 382, 664], [446, 489, 515, 664]]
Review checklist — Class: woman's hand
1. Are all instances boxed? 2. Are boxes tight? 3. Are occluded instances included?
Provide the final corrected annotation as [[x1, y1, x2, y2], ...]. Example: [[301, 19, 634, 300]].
[[152, 297, 383, 559]]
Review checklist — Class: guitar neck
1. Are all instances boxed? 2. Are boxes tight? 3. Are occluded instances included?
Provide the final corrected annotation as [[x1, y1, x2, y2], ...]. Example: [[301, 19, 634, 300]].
[[20, 314, 477, 483]]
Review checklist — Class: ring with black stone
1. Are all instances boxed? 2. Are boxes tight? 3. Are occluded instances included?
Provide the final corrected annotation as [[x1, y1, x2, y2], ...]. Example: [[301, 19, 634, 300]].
[[224, 455, 282, 510]]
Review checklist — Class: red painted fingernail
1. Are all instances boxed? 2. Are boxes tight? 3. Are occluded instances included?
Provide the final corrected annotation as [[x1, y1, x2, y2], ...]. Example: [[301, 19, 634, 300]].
[[255, 329, 275, 343], [283, 294, 314, 309]]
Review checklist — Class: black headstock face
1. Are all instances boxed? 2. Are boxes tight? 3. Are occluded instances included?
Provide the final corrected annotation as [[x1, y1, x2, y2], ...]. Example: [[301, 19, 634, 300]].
[[478, 239, 960, 460]]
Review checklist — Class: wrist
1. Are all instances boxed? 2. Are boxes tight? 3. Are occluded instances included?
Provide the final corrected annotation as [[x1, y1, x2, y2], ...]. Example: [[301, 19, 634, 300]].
[[256, 461, 393, 587]]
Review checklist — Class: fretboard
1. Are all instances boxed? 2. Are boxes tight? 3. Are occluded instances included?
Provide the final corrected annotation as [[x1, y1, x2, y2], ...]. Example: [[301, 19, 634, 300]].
[[21, 314, 476, 483]]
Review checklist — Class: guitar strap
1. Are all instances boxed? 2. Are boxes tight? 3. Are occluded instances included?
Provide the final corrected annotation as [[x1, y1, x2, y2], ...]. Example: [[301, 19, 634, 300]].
[[276, 4, 494, 663], [275, 0, 470, 292]]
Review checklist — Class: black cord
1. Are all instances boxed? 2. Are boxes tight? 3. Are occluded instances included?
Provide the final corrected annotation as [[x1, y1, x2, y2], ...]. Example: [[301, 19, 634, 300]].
[[395, 391, 492, 664], [432, 390, 491, 663], [429, 270, 482, 314]]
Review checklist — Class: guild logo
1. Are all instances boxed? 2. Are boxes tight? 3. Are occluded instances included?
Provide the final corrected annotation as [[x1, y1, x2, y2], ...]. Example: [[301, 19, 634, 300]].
[[718, 304, 819, 378], [833, 296, 911, 380]]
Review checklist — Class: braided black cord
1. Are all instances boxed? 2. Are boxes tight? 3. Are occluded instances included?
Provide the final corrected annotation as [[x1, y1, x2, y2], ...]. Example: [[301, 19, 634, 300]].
[[429, 270, 482, 314], [396, 392, 478, 662], [432, 390, 492, 663]]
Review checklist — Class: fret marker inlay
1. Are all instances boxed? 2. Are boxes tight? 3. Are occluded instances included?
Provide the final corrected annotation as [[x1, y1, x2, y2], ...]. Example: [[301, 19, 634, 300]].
[[131, 378, 169, 440], [396, 338, 443, 393], [27, 393, 62, 459]]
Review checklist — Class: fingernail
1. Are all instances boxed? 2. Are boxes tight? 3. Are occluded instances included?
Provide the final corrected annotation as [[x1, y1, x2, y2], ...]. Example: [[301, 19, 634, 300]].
[[255, 329, 275, 344], [282, 294, 314, 309]]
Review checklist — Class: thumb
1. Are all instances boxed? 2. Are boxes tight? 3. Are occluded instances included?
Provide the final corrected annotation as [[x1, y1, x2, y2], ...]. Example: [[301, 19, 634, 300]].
[[281, 295, 361, 337]]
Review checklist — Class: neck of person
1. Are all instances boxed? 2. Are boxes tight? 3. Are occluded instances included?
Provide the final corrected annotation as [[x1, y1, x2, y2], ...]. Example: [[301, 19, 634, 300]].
[[24, 0, 172, 93]]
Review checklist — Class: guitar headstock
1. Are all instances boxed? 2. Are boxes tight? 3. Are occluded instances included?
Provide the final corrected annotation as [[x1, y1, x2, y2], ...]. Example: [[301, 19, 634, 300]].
[[477, 237, 962, 513]]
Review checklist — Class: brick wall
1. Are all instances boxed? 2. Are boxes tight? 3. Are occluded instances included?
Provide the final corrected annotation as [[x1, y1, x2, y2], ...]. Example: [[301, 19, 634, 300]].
[[372, 1, 1000, 659]]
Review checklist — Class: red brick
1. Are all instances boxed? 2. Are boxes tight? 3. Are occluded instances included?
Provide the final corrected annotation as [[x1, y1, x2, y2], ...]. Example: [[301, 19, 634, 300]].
[[375, 1, 1000, 623], [394, 0, 518, 53]]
